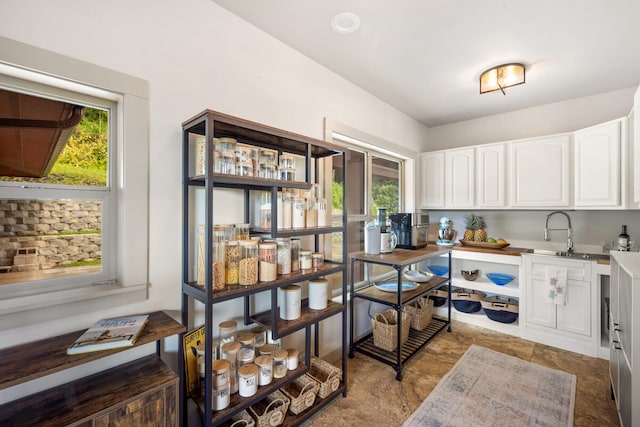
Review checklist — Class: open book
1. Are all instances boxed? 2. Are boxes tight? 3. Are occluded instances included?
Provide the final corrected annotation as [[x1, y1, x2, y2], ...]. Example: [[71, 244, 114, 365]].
[[67, 315, 149, 355]]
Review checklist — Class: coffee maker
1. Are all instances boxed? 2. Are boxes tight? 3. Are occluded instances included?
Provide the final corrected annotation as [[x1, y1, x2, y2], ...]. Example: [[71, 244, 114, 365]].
[[389, 213, 429, 249]]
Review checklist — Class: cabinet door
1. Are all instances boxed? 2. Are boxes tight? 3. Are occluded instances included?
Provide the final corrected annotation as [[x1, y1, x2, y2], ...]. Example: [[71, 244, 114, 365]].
[[574, 120, 621, 207], [419, 151, 445, 208], [525, 274, 557, 328], [445, 147, 474, 207], [556, 279, 591, 336], [510, 135, 570, 207], [476, 143, 506, 207]]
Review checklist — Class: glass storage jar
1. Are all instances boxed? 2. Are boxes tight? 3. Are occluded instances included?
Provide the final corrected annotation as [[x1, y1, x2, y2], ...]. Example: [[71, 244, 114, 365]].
[[312, 252, 325, 269], [316, 197, 328, 227], [251, 326, 266, 348], [236, 161, 253, 177], [279, 167, 296, 181], [278, 154, 295, 170], [237, 364, 258, 397], [282, 189, 293, 229], [292, 197, 306, 229], [238, 240, 258, 286], [258, 148, 278, 165], [254, 355, 273, 386], [212, 382, 230, 411], [221, 341, 240, 394], [259, 163, 278, 180], [216, 137, 237, 153], [220, 151, 235, 175], [219, 320, 237, 346], [286, 348, 299, 370], [305, 197, 317, 227], [258, 241, 278, 281], [276, 238, 291, 275], [272, 349, 288, 379], [235, 144, 253, 164], [237, 331, 256, 364], [212, 359, 231, 388], [290, 238, 300, 272], [235, 223, 250, 240], [224, 240, 239, 285], [211, 226, 226, 291]]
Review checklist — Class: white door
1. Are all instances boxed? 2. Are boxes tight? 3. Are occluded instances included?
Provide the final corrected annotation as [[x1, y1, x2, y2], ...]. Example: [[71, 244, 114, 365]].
[[419, 151, 445, 208], [574, 119, 621, 207], [556, 279, 591, 336], [476, 143, 506, 207], [525, 274, 557, 329], [634, 86, 640, 204], [445, 147, 474, 207], [510, 135, 570, 207]]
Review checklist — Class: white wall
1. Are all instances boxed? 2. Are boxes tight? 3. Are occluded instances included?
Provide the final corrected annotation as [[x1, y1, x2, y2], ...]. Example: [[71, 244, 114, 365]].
[[426, 87, 635, 150], [0, 0, 430, 402]]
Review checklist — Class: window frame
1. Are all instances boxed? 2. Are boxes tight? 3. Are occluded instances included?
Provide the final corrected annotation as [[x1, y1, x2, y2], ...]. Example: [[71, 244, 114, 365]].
[[323, 118, 417, 294], [0, 36, 149, 329]]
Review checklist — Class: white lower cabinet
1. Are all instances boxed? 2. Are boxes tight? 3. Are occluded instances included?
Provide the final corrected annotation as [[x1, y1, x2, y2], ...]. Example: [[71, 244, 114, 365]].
[[523, 254, 597, 356]]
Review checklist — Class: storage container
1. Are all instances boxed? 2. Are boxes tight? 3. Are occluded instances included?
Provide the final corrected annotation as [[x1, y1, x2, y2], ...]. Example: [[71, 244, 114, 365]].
[[237, 332, 256, 364], [306, 356, 342, 399], [299, 250, 312, 270], [452, 288, 486, 313], [225, 241, 239, 285], [254, 355, 273, 386], [259, 163, 278, 179], [212, 359, 231, 388], [239, 240, 258, 286], [271, 349, 288, 379], [248, 390, 290, 427], [481, 295, 519, 323], [371, 309, 410, 352], [286, 348, 299, 370], [290, 238, 300, 272], [404, 296, 434, 330], [258, 241, 277, 281], [238, 364, 258, 397], [280, 375, 319, 415], [276, 238, 291, 275], [279, 285, 301, 320], [308, 278, 328, 310]]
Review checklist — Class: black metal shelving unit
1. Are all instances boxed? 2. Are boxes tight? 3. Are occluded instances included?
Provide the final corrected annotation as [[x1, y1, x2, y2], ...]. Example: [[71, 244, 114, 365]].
[[348, 246, 452, 381], [180, 110, 347, 426]]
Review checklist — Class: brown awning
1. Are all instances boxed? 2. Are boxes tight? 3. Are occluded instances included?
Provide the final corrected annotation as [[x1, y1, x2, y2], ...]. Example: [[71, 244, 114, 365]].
[[0, 89, 84, 178]]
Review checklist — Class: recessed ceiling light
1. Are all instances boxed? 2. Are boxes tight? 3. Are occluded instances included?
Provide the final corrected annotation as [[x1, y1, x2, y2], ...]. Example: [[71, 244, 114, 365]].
[[331, 12, 360, 34]]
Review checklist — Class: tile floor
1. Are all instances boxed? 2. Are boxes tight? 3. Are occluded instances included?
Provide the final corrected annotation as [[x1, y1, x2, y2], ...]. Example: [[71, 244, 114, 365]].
[[303, 320, 620, 426]]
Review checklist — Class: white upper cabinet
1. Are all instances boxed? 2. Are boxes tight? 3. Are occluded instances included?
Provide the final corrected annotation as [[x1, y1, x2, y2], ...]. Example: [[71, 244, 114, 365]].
[[476, 143, 506, 208], [445, 147, 475, 207], [419, 151, 445, 208], [510, 135, 571, 208], [574, 119, 622, 208]]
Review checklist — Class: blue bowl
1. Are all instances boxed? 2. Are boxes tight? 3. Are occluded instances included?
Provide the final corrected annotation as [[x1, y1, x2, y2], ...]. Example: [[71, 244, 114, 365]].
[[427, 265, 449, 277], [486, 273, 515, 286]]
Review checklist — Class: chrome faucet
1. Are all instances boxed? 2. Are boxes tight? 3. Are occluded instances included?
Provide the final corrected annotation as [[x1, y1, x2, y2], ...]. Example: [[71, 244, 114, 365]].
[[544, 211, 573, 253]]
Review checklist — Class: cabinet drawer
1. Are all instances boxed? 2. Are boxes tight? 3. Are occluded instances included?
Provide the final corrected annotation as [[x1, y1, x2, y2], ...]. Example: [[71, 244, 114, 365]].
[[526, 256, 591, 281]]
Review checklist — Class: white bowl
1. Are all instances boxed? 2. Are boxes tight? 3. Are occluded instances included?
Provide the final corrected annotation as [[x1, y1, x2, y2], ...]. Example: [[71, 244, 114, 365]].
[[403, 270, 434, 283]]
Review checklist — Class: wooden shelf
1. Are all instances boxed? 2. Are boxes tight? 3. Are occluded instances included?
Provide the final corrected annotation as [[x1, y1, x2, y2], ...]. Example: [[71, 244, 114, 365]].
[[355, 277, 448, 307], [0, 354, 178, 426], [251, 300, 345, 337], [0, 310, 184, 391]]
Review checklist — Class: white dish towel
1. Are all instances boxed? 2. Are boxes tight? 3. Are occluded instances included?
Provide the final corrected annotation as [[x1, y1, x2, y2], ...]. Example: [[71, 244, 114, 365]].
[[545, 267, 568, 305]]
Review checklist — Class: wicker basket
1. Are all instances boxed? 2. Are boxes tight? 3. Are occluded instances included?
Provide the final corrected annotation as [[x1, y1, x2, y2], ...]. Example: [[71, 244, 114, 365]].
[[371, 309, 410, 352], [306, 357, 342, 399], [404, 296, 434, 330], [219, 410, 255, 427], [248, 390, 290, 427], [280, 374, 319, 414]]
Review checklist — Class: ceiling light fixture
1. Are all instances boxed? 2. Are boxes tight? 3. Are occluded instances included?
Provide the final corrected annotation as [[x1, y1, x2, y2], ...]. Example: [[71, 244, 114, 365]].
[[480, 63, 526, 95], [331, 12, 360, 34]]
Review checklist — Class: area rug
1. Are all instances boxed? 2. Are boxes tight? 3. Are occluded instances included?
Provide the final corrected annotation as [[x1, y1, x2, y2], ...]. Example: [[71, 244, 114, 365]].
[[402, 344, 576, 427]]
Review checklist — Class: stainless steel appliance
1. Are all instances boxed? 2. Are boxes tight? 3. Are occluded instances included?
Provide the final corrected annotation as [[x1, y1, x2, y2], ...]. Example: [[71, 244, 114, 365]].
[[389, 213, 429, 249]]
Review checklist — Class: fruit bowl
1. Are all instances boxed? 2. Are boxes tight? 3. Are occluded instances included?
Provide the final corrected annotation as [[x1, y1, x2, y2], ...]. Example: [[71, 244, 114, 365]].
[[427, 265, 449, 277], [403, 269, 434, 283], [486, 273, 515, 286]]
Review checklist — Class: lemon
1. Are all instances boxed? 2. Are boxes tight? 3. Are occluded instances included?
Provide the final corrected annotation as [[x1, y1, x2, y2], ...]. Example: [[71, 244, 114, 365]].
[[497, 238, 507, 244]]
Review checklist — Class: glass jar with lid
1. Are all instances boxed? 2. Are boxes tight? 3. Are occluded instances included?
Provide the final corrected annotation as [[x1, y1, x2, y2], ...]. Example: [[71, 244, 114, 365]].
[[292, 197, 306, 229], [259, 148, 278, 165], [316, 198, 328, 227], [212, 225, 226, 291], [224, 240, 239, 286], [259, 241, 278, 281], [236, 161, 253, 177], [220, 341, 240, 394], [216, 137, 237, 153], [278, 153, 296, 170], [219, 320, 237, 346], [279, 168, 296, 181], [272, 349, 288, 379], [237, 331, 256, 364], [220, 151, 236, 175], [290, 238, 300, 272], [235, 223, 250, 240], [238, 240, 258, 286], [235, 144, 253, 164], [275, 238, 291, 275], [259, 163, 278, 180], [300, 250, 312, 270]]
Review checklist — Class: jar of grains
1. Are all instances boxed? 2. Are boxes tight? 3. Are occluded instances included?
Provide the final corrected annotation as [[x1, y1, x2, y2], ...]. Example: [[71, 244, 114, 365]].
[[272, 349, 288, 379], [258, 241, 278, 281], [235, 223, 250, 241], [238, 240, 258, 286], [290, 238, 300, 272], [276, 238, 291, 275], [225, 241, 239, 286]]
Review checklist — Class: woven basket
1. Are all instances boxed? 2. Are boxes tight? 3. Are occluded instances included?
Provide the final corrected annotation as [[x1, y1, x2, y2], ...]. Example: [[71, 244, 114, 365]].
[[371, 309, 410, 352], [306, 357, 342, 399], [219, 410, 255, 427], [280, 375, 319, 414], [404, 296, 434, 330], [248, 390, 290, 427]]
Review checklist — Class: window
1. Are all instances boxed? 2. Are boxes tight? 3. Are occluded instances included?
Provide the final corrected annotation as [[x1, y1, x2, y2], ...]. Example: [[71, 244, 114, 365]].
[[0, 38, 149, 328], [323, 119, 416, 295]]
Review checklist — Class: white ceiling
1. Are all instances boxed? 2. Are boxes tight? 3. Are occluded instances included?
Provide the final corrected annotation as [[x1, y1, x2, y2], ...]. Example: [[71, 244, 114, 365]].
[[211, 0, 640, 127]]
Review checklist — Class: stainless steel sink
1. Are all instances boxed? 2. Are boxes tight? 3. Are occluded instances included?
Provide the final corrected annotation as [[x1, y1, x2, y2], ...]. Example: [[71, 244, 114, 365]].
[[527, 248, 609, 261]]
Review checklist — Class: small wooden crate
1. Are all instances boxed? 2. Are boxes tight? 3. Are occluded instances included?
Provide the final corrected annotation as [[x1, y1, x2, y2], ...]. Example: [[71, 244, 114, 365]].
[[404, 296, 434, 330], [280, 374, 319, 414], [306, 357, 342, 399], [371, 309, 410, 352], [248, 390, 290, 427]]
